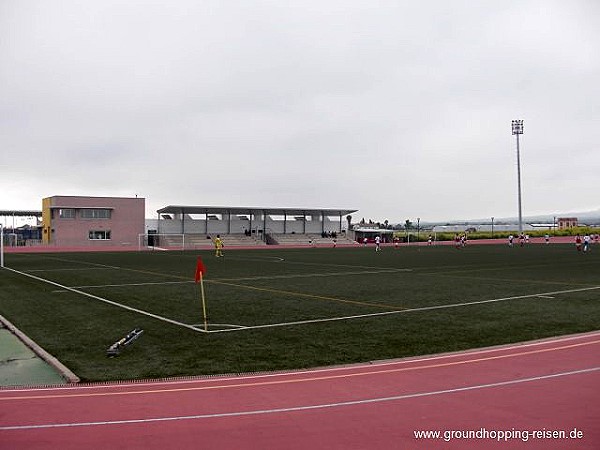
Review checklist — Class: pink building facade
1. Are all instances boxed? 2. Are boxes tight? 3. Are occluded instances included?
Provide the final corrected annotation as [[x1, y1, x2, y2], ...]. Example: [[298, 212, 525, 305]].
[[42, 196, 145, 248]]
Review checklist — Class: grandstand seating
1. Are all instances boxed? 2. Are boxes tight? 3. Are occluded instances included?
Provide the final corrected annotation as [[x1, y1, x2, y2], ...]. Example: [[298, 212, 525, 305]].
[[270, 233, 355, 246], [154, 233, 355, 249]]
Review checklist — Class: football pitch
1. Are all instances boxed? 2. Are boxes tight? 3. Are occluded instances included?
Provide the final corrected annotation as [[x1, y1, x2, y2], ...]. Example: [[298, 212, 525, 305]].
[[1, 244, 599, 382]]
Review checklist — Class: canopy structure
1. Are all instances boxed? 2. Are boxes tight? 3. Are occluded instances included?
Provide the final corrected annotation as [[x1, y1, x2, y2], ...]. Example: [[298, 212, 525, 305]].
[[0, 210, 42, 217], [156, 205, 358, 235], [0, 210, 42, 229], [157, 206, 357, 217]]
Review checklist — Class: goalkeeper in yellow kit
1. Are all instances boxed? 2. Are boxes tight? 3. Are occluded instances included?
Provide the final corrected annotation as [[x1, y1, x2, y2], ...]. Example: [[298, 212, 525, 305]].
[[213, 235, 224, 257]]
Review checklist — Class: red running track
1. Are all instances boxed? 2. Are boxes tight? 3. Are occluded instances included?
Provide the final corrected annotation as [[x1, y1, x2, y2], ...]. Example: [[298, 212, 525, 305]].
[[1, 332, 598, 449]]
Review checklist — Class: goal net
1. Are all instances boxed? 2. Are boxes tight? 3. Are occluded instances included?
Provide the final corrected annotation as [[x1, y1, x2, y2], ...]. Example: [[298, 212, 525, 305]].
[[138, 233, 186, 251]]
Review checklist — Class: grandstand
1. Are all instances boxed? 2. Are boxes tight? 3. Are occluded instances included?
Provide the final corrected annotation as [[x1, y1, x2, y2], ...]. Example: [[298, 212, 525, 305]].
[[141, 233, 267, 250], [270, 233, 355, 246], [148, 205, 357, 248]]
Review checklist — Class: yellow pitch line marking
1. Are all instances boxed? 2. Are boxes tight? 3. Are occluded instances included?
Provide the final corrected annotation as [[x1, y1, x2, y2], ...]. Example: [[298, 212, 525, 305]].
[[76, 265, 406, 311], [2, 340, 597, 401], [208, 279, 405, 311]]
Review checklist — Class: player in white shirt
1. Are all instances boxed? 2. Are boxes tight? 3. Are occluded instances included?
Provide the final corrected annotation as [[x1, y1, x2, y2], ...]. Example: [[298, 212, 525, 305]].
[[583, 234, 591, 252]]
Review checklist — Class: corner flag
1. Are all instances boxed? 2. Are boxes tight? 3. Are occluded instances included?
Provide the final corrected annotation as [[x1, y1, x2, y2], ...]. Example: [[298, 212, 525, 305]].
[[194, 256, 209, 331], [194, 257, 206, 283]]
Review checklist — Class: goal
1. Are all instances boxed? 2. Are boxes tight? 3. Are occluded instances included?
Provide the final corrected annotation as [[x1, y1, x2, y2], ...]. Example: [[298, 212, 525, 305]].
[[138, 233, 186, 251]]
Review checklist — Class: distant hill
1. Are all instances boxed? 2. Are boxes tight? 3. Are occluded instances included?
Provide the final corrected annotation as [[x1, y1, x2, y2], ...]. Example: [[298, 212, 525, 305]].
[[423, 209, 600, 227]]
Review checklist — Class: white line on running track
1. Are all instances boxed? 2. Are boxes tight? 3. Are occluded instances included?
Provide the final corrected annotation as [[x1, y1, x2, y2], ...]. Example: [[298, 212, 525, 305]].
[[207, 285, 600, 333], [1, 367, 597, 430], [1, 332, 597, 394], [3, 267, 208, 334]]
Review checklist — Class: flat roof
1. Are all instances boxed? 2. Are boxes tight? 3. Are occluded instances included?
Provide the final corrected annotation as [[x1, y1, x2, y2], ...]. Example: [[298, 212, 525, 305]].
[[48, 206, 115, 210], [157, 205, 358, 217], [354, 228, 394, 233]]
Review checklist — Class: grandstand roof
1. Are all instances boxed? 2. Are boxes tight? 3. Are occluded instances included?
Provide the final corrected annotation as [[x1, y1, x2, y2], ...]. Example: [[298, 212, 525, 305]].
[[0, 210, 42, 217], [157, 206, 358, 217]]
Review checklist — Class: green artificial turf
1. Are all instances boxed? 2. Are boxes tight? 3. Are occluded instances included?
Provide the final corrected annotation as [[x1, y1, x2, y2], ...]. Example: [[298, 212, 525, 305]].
[[0, 244, 598, 382]]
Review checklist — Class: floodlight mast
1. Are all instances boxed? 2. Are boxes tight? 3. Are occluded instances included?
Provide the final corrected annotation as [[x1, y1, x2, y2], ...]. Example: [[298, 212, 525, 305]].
[[512, 120, 524, 235]]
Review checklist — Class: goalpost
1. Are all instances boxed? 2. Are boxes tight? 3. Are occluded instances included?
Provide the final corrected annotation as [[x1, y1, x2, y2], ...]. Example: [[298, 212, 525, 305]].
[[138, 233, 187, 251], [138, 233, 217, 251]]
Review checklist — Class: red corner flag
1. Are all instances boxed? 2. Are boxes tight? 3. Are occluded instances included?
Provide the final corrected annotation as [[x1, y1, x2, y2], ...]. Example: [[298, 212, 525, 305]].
[[194, 257, 206, 283]]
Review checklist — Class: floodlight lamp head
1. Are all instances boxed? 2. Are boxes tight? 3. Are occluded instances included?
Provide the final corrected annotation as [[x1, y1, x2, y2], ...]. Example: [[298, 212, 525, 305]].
[[511, 119, 524, 135]]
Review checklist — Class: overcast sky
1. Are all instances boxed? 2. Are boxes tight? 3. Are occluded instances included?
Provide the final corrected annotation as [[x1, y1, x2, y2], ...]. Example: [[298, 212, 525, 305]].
[[1, 0, 598, 224]]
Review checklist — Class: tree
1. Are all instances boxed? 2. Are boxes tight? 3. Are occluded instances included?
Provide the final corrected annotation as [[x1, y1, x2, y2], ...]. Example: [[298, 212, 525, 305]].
[[405, 219, 413, 230]]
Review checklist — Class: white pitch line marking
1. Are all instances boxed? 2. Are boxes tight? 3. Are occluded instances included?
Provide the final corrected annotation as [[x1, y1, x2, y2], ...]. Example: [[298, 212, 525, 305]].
[[207, 285, 600, 333], [3, 267, 208, 334], [216, 268, 411, 283], [50, 269, 411, 291], [26, 267, 115, 273], [53, 280, 194, 292]]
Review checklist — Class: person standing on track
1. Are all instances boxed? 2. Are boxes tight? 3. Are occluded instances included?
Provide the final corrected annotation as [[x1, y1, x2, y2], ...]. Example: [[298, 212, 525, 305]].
[[375, 235, 381, 252]]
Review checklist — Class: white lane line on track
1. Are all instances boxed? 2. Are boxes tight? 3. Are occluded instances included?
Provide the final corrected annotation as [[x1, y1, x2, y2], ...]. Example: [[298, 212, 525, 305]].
[[1, 367, 598, 431], [1, 339, 597, 402], [1, 332, 598, 394]]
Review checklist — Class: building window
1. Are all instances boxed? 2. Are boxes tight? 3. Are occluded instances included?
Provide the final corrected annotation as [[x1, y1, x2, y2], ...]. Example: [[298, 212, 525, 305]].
[[89, 230, 111, 240], [81, 209, 112, 219], [58, 209, 75, 219]]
